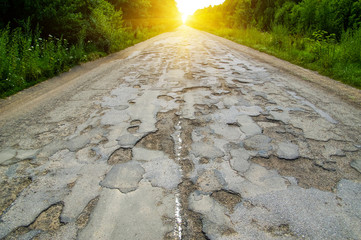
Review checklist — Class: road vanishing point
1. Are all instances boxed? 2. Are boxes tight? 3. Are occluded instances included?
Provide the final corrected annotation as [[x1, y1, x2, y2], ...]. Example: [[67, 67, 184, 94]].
[[0, 26, 361, 240]]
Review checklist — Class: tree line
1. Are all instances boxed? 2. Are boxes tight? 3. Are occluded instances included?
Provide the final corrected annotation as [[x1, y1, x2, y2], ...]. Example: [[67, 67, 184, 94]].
[[190, 0, 361, 38]]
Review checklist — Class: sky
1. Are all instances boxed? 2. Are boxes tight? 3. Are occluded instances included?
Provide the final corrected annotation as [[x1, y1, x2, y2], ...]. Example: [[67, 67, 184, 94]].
[[176, 0, 225, 22]]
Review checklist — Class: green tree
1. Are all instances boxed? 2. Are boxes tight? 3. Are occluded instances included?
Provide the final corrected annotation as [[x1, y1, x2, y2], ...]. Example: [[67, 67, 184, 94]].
[[275, 1, 298, 31], [107, 0, 151, 19], [148, 0, 180, 19], [349, 0, 361, 29]]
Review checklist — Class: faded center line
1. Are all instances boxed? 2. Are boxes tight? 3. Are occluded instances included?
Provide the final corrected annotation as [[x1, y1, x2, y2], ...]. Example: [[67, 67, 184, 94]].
[[173, 120, 183, 239]]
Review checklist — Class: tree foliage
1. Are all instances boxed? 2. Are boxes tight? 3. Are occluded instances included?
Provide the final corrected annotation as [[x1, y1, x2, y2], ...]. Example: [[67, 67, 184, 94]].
[[189, 0, 361, 37], [0, 0, 181, 44]]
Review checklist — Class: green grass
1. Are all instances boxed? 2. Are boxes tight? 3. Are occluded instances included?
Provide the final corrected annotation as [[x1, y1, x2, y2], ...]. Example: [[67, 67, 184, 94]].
[[0, 20, 181, 98], [190, 24, 361, 89], [0, 26, 87, 97]]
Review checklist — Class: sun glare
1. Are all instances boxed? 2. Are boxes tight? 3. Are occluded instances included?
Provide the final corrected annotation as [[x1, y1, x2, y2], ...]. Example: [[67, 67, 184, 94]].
[[182, 14, 189, 24], [176, 0, 225, 24]]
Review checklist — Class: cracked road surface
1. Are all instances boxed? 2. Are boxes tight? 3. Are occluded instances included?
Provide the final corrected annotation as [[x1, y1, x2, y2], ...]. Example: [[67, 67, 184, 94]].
[[1, 26, 361, 239]]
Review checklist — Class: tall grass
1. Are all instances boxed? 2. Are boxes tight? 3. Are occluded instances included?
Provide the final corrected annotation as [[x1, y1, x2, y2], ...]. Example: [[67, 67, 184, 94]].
[[0, 24, 87, 97], [194, 24, 361, 89], [0, 20, 181, 98]]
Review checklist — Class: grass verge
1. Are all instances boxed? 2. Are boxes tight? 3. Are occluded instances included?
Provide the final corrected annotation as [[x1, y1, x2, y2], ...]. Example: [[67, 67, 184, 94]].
[[189, 25, 361, 89], [0, 20, 181, 98]]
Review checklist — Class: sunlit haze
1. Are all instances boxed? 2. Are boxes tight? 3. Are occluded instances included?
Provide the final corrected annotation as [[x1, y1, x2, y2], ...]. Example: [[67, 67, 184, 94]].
[[176, 0, 225, 23]]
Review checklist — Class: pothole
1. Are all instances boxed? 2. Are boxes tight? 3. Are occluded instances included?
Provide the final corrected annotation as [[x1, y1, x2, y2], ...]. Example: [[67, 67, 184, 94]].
[[4, 203, 66, 239], [176, 86, 211, 94], [136, 110, 177, 158], [127, 126, 139, 134], [76, 196, 100, 230], [266, 224, 296, 237], [200, 157, 210, 164], [211, 190, 242, 213], [108, 148, 132, 165], [3, 226, 30, 240], [222, 227, 238, 236], [0, 177, 32, 216], [29, 203, 64, 232], [130, 120, 142, 126], [157, 95, 174, 101], [178, 158, 194, 175], [252, 156, 340, 191]]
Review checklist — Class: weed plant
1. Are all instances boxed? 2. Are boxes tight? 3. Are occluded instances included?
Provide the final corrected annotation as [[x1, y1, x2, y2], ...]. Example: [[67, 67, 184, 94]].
[[0, 24, 87, 97]]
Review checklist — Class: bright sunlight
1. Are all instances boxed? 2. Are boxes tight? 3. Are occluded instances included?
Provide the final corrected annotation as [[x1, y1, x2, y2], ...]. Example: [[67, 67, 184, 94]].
[[176, 0, 225, 23]]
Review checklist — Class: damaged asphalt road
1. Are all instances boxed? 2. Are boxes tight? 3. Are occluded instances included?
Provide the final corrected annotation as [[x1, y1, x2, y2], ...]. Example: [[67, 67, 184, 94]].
[[0, 26, 361, 239]]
